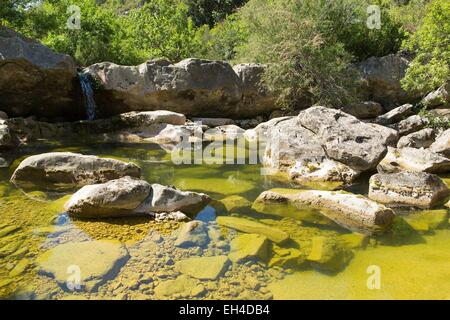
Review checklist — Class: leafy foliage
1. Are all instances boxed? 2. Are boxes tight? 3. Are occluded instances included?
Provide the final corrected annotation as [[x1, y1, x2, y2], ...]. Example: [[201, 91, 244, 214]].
[[401, 0, 450, 94]]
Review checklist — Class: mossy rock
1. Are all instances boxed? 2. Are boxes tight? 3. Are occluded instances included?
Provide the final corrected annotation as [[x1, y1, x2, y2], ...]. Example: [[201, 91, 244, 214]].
[[306, 236, 353, 272], [228, 233, 272, 263], [269, 246, 305, 269], [403, 209, 448, 233], [338, 233, 369, 250]]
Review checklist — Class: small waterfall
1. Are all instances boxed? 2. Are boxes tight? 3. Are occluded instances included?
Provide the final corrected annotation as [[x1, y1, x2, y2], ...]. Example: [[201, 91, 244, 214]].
[[78, 72, 97, 120]]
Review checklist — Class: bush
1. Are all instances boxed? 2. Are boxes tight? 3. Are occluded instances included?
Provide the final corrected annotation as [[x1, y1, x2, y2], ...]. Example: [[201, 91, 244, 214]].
[[401, 0, 450, 94]]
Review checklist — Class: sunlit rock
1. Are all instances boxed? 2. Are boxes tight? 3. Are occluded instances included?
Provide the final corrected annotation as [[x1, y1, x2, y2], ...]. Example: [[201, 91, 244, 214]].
[[174, 220, 209, 248], [429, 129, 450, 157], [397, 128, 435, 149], [307, 236, 353, 272], [369, 172, 450, 209], [216, 216, 289, 244], [375, 103, 415, 125], [174, 256, 230, 280], [228, 233, 272, 263], [36, 241, 129, 292], [254, 189, 395, 234], [377, 147, 450, 174], [10, 152, 141, 190]]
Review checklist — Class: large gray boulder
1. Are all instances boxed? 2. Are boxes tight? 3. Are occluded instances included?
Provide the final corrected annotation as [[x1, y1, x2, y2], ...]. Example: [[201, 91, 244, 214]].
[[356, 54, 421, 108], [378, 147, 450, 174], [422, 82, 450, 108], [369, 172, 450, 208], [0, 26, 81, 119], [64, 177, 152, 218], [65, 177, 211, 218], [10, 152, 141, 190], [375, 103, 414, 125], [297, 106, 398, 171], [429, 129, 450, 157], [135, 183, 210, 217], [389, 114, 429, 136], [0, 121, 14, 148], [85, 59, 280, 119]]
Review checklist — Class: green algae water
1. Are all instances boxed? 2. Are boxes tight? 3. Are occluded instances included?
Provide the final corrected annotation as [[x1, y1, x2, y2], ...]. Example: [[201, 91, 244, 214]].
[[0, 139, 449, 300]]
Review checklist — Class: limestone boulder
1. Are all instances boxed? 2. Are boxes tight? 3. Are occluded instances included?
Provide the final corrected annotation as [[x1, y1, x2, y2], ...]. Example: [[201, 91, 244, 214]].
[[10, 152, 141, 190], [297, 106, 398, 171], [254, 189, 395, 234], [377, 147, 450, 174], [390, 115, 429, 136], [368, 172, 450, 208], [0, 26, 82, 120], [422, 82, 450, 108]]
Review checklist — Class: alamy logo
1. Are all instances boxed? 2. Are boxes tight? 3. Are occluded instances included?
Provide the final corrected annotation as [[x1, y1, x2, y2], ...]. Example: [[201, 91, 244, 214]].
[[366, 265, 381, 290], [66, 264, 81, 291], [66, 5, 81, 30]]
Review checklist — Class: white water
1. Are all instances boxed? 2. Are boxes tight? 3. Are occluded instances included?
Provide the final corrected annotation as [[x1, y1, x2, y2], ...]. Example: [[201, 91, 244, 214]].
[[78, 73, 97, 120]]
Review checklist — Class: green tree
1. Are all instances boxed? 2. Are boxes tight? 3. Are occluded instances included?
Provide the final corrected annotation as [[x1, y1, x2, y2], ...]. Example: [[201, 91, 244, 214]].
[[401, 0, 450, 94]]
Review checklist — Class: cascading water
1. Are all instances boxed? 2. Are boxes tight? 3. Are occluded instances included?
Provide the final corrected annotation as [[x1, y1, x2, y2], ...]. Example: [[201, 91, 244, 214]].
[[78, 72, 97, 120]]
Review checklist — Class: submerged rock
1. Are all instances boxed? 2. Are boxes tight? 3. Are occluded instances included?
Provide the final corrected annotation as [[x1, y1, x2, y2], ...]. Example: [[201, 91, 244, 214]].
[[429, 129, 450, 157], [307, 236, 353, 272], [174, 220, 209, 248], [36, 240, 129, 292], [228, 233, 272, 263], [216, 216, 290, 244], [218, 195, 252, 213], [422, 82, 450, 108], [65, 178, 210, 218], [10, 152, 141, 190], [254, 189, 395, 234], [377, 147, 450, 174], [356, 54, 421, 107], [174, 256, 230, 280], [368, 172, 450, 209], [0, 26, 81, 120], [397, 128, 435, 149], [390, 114, 429, 136], [64, 177, 152, 218]]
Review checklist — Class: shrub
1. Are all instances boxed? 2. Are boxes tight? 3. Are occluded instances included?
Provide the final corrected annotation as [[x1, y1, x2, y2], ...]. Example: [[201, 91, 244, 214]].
[[401, 0, 450, 94]]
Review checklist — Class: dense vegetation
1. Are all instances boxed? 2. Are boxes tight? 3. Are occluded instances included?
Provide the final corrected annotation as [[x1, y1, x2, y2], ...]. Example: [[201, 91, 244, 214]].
[[1, 0, 449, 109]]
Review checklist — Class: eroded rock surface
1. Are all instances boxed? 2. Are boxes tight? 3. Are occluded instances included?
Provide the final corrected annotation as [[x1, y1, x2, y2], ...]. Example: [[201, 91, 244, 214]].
[[368, 172, 450, 208]]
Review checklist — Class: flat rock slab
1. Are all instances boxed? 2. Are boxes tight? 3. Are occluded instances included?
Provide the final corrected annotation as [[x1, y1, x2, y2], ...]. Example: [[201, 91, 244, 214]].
[[64, 177, 152, 218], [377, 147, 450, 174], [369, 172, 450, 208], [174, 256, 230, 280], [228, 233, 272, 263], [216, 216, 290, 244], [36, 241, 129, 292], [307, 236, 353, 272], [430, 129, 450, 157], [10, 152, 141, 190], [254, 189, 395, 234]]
